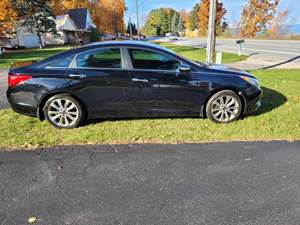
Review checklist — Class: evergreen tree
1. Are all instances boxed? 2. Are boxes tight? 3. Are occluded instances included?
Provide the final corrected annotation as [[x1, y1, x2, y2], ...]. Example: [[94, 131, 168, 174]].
[[12, 0, 58, 48], [177, 17, 185, 33], [126, 21, 137, 35], [189, 3, 199, 31], [171, 13, 179, 33]]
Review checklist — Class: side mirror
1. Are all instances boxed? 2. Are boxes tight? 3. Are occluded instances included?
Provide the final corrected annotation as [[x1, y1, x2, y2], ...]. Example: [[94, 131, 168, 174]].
[[179, 64, 191, 73]]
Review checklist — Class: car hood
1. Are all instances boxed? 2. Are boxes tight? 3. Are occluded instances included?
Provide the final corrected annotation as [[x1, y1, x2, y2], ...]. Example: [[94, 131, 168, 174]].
[[205, 64, 255, 78]]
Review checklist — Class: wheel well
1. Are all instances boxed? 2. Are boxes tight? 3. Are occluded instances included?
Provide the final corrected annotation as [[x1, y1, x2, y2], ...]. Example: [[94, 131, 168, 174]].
[[37, 92, 87, 121], [202, 88, 246, 118]]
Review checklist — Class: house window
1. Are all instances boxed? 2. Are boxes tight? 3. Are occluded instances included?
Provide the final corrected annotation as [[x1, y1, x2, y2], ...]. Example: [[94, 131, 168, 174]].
[[76, 48, 121, 69]]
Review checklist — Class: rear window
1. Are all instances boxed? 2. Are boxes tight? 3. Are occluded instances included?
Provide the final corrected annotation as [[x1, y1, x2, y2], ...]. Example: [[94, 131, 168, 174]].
[[75, 48, 121, 69], [47, 57, 73, 68]]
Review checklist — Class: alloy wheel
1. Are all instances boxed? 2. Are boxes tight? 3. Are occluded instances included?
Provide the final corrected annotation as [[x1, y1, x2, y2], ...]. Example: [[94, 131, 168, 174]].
[[47, 98, 80, 127], [211, 95, 240, 123]]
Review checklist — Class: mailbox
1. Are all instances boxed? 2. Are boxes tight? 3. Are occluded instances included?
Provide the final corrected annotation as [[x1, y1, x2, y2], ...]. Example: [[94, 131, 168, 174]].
[[236, 39, 245, 56], [236, 39, 245, 44]]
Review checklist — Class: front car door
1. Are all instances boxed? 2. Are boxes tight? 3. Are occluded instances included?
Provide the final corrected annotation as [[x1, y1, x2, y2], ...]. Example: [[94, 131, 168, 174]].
[[126, 47, 206, 117]]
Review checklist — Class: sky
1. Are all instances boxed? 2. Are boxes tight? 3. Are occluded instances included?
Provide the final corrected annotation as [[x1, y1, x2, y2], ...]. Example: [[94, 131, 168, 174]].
[[125, 0, 300, 26]]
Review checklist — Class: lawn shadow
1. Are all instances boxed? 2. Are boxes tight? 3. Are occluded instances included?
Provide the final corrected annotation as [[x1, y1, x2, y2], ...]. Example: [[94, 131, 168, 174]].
[[251, 86, 287, 116]]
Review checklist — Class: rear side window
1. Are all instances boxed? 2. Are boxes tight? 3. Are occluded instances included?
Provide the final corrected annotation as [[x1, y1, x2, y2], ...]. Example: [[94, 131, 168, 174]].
[[129, 49, 180, 70], [75, 48, 121, 69], [47, 57, 73, 68]]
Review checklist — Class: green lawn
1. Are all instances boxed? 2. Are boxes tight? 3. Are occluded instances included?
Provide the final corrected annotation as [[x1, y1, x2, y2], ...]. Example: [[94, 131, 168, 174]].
[[159, 42, 248, 64], [0, 69, 299, 149], [0, 43, 298, 149], [0, 46, 71, 68]]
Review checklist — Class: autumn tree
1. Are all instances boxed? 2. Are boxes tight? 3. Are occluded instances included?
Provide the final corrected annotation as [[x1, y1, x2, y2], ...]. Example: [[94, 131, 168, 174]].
[[61, 0, 90, 10], [197, 0, 226, 36], [180, 9, 190, 31], [267, 8, 291, 38], [112, 0, 126, 37], [12, 0, 58, 48], [0, 0, 18, 38], [240, 0, 280, 37], [47, 0, 65, 15], [90, 0, 125, 36]]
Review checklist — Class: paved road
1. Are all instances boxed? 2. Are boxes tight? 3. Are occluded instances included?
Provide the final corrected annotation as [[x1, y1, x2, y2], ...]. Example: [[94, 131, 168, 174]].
[[1, 141, 300, 225], [166, 37, 300, 69], [0, 69, 8, 108]]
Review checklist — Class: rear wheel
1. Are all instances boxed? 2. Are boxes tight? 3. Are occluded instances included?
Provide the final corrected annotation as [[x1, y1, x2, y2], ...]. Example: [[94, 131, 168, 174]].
[[206, 90, 242, 123], [43, 94, 85, 128]]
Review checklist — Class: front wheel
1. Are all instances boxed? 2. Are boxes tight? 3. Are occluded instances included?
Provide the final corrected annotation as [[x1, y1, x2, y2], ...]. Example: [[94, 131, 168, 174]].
[[43, 94, 85, 128], [206, 90, 242, 123]]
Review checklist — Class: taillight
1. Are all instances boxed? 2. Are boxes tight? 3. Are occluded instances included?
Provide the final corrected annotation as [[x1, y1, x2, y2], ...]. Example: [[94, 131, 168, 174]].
[[8, 73, 32, 88]]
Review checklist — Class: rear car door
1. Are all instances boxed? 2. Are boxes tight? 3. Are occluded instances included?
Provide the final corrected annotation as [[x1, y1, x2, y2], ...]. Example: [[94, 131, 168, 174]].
[[126, 47, 202, 117], [69, 47, 132, 117], [63, 47, 134, 118]]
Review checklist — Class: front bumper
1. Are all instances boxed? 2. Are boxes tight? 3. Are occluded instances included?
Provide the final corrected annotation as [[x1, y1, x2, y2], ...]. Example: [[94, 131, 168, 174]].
[[244, 87, 263, 114]]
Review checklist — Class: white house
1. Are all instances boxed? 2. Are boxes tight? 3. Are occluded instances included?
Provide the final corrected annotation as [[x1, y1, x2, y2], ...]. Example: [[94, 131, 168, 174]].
[[8, 8, 96, 48]]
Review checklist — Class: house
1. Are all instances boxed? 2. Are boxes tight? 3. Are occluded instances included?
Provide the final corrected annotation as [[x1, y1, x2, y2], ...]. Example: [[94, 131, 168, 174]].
[[7, 8, 96, 48], [67, 8, 97, 43]]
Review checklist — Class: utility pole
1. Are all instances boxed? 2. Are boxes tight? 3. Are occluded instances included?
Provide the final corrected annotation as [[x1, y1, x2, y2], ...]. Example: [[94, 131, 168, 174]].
[[129, 17, 133, 40], [135, 0, 140, 40], [206, 0, 217, 64]]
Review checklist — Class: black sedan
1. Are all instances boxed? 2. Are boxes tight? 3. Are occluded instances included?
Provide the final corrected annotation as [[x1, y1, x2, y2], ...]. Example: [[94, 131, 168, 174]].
[[7, 41, 262, 128]]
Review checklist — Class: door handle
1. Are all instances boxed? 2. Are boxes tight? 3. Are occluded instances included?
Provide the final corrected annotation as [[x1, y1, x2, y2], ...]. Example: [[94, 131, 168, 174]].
[[132, 78, 149, 83], [69, 74, 87, 79]]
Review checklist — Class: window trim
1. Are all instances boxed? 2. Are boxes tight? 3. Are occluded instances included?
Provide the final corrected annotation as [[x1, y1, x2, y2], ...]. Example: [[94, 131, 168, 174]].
[[125, 47, 182, 72]]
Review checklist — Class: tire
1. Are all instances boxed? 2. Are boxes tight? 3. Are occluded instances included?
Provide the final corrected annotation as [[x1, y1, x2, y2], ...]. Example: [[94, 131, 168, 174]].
[[206, 90, 242, 123], [43, 94, 85, 129]]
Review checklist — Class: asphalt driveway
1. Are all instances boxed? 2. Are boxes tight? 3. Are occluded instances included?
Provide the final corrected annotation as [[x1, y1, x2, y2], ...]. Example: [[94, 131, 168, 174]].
[[0, 69, 8, 108], [1, 141, 300, 225]]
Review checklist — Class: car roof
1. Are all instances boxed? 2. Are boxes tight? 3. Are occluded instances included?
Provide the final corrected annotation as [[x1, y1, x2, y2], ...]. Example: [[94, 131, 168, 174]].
[[85, 40, 166, 50]]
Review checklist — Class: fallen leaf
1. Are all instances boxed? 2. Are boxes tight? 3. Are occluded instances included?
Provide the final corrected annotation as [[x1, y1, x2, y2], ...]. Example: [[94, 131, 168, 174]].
[[28, 217, 37, 223]]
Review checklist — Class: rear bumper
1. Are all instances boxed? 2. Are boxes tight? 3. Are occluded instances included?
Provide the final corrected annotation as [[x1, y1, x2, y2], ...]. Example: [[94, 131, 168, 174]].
[[7, 90, 38, 117]]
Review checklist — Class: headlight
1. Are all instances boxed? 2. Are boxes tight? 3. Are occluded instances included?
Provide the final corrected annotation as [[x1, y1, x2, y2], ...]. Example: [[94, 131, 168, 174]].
[[239, 76, 260, 87]]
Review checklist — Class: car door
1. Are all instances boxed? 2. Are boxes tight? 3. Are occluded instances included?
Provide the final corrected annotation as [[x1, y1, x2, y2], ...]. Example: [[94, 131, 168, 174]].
[[66, 47, 134, 118], [126, 47, 204, 117]]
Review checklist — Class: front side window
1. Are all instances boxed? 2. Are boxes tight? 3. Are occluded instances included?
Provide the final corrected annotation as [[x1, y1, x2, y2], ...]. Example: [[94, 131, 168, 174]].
[[76, 48, 121, 69], [129, 49, 180, 70]]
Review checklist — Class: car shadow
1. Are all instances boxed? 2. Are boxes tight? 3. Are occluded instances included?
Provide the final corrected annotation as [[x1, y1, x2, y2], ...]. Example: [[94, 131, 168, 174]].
[[251, 86, 287, 116], [83, 86, 287, 126]]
